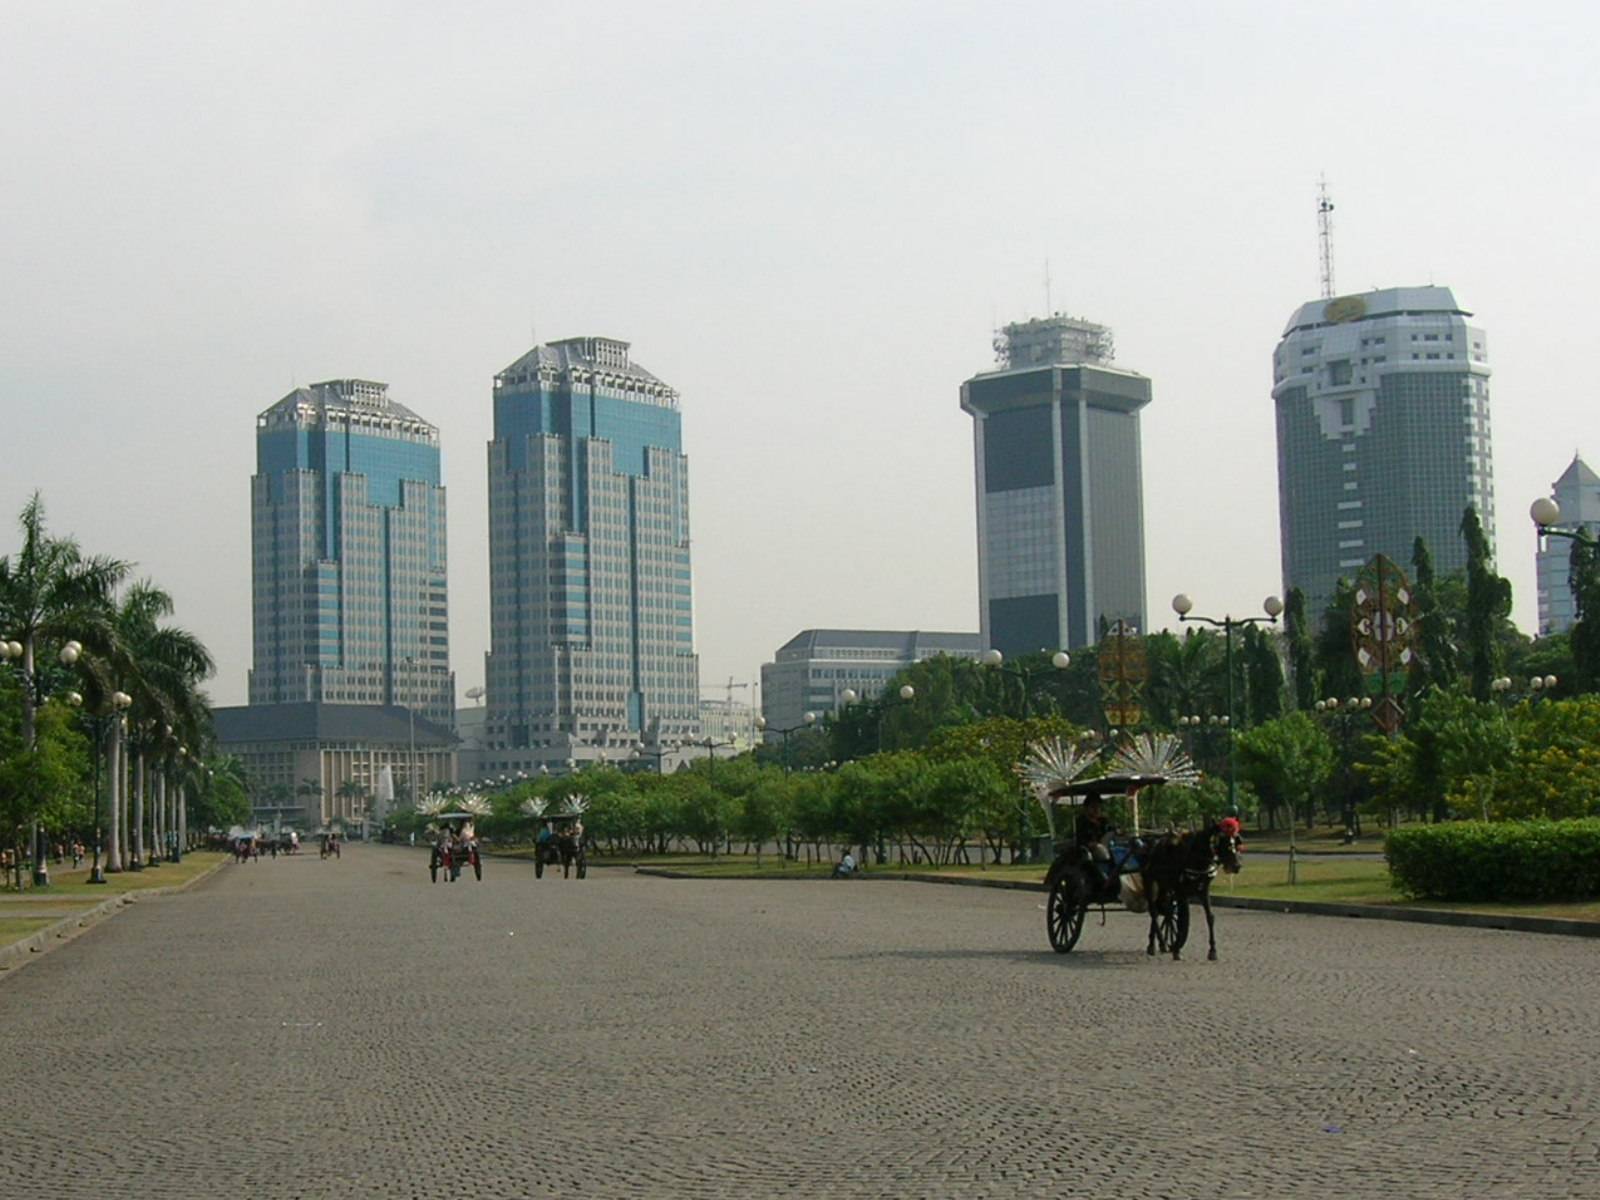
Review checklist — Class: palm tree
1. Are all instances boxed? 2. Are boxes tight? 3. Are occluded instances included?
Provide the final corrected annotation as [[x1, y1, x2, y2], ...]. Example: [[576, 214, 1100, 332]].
[[106, 581, 213, 867], [0, 494, 128, 879]]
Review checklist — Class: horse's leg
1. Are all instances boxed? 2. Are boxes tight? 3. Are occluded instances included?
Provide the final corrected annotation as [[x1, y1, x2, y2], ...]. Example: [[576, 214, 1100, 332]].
[[1202, 884, 1218, 961], [1170, 887, 1183, 961], [1145, 880, 1160, 956]]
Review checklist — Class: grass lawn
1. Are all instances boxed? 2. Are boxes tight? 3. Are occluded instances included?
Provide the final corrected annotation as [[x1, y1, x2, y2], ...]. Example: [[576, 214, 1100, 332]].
[[0, 852, 226, 899], [0, 916, 60, 946], [647, 851, 1600, 925]]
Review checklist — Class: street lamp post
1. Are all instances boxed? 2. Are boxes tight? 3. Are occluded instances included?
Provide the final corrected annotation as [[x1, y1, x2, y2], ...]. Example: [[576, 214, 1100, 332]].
[[1171, 593, 1284, 817], [1491, 674, 1559, 704], [689, 737, 735, 778], [1532, 495, 1597, 563], [1313, 695, 1372, 842], [977, 648, 1071, 718], [756, 711, 816, 773], [875, 684, 916, 753]]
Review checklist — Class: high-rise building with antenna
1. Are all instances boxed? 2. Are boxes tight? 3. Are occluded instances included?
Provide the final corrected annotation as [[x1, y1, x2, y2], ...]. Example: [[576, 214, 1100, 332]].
[[962, 312, 1149, 654], [1273, 287, 1494, 618]]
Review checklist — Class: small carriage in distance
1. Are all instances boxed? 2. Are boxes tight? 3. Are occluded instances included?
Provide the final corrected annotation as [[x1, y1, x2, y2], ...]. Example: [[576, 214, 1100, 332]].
[[428, 813, 483, 884], [1041, 774, 1187, 955], [524, 794, 589, 880]]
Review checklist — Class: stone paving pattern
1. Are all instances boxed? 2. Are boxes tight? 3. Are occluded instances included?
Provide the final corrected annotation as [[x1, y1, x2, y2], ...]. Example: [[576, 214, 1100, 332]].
[[2, 847, 1597, 1198]]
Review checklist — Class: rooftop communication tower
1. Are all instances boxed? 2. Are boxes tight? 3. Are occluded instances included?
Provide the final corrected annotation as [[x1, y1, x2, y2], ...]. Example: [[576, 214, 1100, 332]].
[[1318, 176, 1336, 299]]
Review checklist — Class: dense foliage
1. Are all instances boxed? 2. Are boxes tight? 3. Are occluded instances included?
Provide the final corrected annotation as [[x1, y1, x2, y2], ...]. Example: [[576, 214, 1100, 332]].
[[1386, 819, 1600, 902]]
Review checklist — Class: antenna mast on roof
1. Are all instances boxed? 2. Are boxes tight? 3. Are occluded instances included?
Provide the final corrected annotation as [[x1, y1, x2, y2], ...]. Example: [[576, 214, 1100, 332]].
[[1317, 175, 1336, 299], [1044, 259, 1053, 314]]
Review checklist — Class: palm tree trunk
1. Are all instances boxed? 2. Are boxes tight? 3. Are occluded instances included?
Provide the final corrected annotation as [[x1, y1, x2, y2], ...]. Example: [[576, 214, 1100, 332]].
[[105, 725, 123, 872], [178, 784, 187, 852], [133, 754, 146, 867], [153, 764, 164, 857]]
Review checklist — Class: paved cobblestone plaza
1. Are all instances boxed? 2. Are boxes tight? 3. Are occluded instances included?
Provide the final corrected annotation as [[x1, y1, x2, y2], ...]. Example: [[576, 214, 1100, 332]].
[[2, 848, 1597, 1198]]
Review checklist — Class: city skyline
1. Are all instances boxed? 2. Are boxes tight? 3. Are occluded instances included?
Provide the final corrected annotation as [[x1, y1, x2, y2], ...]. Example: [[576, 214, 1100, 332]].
[[4, 5, 1596, 709]]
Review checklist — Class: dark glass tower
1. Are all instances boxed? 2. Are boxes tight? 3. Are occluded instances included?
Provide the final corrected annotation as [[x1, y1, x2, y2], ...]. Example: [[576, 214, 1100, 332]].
[[961, 315, 1151, 655], [249, 379, 452, 725], [485, 337, 699, 766]]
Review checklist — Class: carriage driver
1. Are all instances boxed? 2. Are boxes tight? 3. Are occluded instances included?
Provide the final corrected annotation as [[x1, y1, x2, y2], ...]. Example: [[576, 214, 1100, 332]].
[[1075, 795, 1113, 881]]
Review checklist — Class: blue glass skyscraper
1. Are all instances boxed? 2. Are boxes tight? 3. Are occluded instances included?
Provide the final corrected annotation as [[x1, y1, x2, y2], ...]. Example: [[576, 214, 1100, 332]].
[[485, 337, 699, 766], [249, 379, 452, 725]]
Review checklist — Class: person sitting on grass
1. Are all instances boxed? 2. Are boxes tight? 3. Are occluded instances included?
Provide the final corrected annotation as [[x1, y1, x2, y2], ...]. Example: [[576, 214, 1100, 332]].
[[831, 848, 857, 879]]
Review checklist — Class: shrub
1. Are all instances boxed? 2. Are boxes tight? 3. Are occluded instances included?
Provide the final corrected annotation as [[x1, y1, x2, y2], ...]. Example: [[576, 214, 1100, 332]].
[[1385, 819, 1600, 902]]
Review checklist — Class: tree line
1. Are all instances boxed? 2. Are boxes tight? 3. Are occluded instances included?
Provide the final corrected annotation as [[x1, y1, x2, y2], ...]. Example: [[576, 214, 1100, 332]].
[[0, 495, 243, 886]]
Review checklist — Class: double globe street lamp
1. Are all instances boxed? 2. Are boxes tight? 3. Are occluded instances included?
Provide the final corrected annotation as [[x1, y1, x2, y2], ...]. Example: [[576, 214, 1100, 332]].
[[755, 711, 815, 774], [977, 648, 1071, 718], [864, 684, 917, 753], [1171, 593, 1284, 814]]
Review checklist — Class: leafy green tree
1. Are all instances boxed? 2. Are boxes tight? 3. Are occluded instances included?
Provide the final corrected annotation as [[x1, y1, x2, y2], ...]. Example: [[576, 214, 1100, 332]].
[[1235, 712, 1335, 831], [787, 772, 837, 863], [193, 756, 249, 831], [1409, 537, 1458, 697], [734, 774, 788, 867], [0, 697, 86, 888], [1461, 505, 1512, 701], [1495, 698, 1600, 819]]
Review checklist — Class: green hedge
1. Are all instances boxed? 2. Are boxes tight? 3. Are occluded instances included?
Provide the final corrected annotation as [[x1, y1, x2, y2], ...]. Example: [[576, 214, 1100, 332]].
[[1385, 819, 1600, 902]]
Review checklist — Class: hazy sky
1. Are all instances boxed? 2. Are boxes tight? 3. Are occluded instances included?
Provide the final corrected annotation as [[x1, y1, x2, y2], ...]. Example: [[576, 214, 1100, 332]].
[[4, 1, 1597, 710]]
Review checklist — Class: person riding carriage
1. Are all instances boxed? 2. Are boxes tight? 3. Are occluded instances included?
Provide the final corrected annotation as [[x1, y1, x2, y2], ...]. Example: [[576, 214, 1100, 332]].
[[523, 794, 589, 880], [427, 811, 484, 883]]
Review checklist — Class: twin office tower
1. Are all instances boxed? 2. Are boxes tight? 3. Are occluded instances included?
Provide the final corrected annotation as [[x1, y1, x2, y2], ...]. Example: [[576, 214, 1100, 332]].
[[249, 338, 700, 768], [965, 285, 1495, 656]]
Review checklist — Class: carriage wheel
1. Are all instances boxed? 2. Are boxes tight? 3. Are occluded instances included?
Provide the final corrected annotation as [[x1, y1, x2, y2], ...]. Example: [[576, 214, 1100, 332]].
[[1047, 871, 1088, 953], [535, 857, 544, 879], [1155, 894, 1190, 953]]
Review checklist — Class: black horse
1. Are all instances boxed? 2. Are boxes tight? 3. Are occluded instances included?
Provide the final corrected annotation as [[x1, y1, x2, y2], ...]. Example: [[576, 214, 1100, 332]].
[[1140, 818, 1244, 961]]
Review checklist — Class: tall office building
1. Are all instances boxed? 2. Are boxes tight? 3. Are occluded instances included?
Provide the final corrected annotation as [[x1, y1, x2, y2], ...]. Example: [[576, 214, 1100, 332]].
[[249, 378, 452, 726], [485, 336, 699, 767], [1535, 455, 1600, 634], [1273, 287, 1493, 617], [961, 313, 1150, 655]]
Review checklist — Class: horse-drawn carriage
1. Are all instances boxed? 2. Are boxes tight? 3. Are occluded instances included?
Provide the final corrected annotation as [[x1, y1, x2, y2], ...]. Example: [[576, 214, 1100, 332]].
[[1040, 773, 1246, 960], [1041, 774, 1179, 953], [428, 812, 483, 883], [524, 795, 589, 880]]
